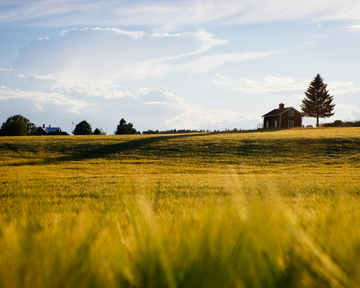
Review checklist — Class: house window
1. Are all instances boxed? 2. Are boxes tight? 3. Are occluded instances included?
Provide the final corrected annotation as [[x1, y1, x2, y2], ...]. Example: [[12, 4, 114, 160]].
[[266, 121, 269, 129], [288, 121, 294, 128], [288, 110, 294, 117], [274, 120, 277, 128]]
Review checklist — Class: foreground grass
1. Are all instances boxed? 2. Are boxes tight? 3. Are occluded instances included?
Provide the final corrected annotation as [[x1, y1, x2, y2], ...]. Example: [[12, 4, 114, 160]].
[[0, 128, 360, 287]]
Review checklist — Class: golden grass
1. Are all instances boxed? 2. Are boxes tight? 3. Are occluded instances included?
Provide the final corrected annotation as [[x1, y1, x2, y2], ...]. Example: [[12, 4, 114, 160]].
[[0, 128, 360, 287]]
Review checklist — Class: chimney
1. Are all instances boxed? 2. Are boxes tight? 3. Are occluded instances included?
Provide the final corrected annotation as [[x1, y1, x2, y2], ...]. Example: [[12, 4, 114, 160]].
[[43, 124, 46, 129], [279, 103, 285, 110]]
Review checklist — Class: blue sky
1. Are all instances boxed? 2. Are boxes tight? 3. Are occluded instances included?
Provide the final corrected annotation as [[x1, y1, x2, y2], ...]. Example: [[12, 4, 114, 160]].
[[1, 0, 360, 133]]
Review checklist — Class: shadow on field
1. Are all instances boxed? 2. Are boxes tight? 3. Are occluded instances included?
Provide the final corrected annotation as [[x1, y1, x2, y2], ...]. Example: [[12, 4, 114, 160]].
[[3, 129, 359, 167], [4, 133, 211, 166]]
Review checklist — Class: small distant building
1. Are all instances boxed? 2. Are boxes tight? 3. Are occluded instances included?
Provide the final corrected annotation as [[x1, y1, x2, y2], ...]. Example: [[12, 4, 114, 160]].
[[262, 103, 302, 129], [35, 124, 69, 135]]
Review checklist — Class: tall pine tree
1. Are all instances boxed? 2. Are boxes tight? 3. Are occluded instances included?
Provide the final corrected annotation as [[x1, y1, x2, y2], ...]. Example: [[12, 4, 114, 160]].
[[301, 74, 335, 127]]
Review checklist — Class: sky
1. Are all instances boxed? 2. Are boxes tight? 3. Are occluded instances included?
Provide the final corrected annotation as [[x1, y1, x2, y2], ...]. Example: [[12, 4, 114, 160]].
[[1, 0, 360, 133]]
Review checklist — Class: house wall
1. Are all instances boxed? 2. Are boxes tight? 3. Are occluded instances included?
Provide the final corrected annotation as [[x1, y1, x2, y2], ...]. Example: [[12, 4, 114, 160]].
[[263, 115, 280, 129], [263, 109, 302, 129], [35, 128, 47, 135], [280, 110, 302, 128]]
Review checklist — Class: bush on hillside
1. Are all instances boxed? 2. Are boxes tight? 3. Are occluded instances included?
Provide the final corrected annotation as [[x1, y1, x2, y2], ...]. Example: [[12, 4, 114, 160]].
[[73, 121, 93, 135], [114, 118, 137, 135]]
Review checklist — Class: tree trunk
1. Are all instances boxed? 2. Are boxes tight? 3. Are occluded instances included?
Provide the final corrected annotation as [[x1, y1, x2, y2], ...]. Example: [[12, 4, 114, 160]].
[[316, 116, 319, 127]]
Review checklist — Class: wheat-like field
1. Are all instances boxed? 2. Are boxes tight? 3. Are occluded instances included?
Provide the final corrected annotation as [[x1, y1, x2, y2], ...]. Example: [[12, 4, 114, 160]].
[[0, 128, 360, 287]]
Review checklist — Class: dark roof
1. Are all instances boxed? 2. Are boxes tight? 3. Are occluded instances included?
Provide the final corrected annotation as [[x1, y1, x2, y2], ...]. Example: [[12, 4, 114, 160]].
[[36, 126, 61, 133], [35, 126, 69, 135], [262, 107, 301, 118]]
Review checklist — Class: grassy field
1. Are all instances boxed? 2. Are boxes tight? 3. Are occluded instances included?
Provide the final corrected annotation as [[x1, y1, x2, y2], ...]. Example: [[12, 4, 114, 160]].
[[0, 128, 360, 287]]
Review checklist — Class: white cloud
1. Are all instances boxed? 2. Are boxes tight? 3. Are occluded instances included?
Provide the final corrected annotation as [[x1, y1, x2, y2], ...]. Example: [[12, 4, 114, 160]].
[[336, 104, 360, 120], [0, 67, 13, 71], [34, 74, 56, 80], [38, 36, 49, 40], [232, 76, 309, 94], [214, 80, 227, 85], [1, 0, 360, 27], [0, 87, 92, 113], [337, 103, 360, 112], [59, 28, 77, 36], [328, 81, 360, 95], [346, 24, 360, 30], [232, 76, 360, 102], [13, 28, 259, 84], [214, 74, 227, 80], [80, 27, 144, 39], [150, 88, 254, 129], [118, 51, 272, 81], [57, 81, 135, 100], [145, 101, 174, 106], [152, 30, 229, 56], [15, 74, 27, 78], [173, 52, 277, 75], [0, 80, 261, 130]]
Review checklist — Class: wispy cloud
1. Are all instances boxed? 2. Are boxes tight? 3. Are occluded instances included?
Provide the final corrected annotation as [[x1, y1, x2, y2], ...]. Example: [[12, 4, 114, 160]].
[[212, 74, 227, 85], [15, 74, 27, 78], [173, 52, 277, 75], [328, 81, 360, 95], [1, 0, 360, 26], [12, 28, 254, 84], [346, 24, 360, 30], [232, 76, 360, 98], [0, 67, 13, 71], [214, 80, 227, 85], [80, 27, 144, 39], [34, 74, 57, 80], [232, 76, 309, 94], [38, 36, 49, 40], [59, 28, 77, 36]]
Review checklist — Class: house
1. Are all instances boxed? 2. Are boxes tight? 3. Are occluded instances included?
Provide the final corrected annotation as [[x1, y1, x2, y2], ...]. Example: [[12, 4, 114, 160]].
[[262, 103, 302, 129], [35, 124, 69, 135]]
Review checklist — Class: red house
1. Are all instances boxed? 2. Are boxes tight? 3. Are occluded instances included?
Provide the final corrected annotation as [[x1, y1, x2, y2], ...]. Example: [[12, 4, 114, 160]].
[[262, 103, 302, 129]]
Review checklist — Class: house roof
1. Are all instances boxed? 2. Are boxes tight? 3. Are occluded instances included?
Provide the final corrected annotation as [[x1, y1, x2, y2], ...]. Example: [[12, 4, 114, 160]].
[[262, 107, 301, 118], [36, 127, 61, 133]]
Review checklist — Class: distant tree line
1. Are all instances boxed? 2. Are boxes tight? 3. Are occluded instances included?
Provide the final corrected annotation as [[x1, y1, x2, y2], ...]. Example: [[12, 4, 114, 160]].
[[0, 115, 245, 136], [321, 120, 360, 128]]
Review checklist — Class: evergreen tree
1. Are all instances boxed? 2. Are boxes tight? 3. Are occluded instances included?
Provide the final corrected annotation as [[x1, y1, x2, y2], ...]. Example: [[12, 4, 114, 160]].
[[301, 74, 335, 127], [114, 118, 137, 135], [0, 115, 36, 136], [73, 120, 93, 135]]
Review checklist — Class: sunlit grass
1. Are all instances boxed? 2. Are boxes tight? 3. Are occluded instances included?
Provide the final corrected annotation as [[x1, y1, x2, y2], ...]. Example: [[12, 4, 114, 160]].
[[0, 128, 360, 287]]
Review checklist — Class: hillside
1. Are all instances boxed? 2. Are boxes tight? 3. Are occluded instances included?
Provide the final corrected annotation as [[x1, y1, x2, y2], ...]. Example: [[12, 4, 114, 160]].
[[0, 128, 360, 287]]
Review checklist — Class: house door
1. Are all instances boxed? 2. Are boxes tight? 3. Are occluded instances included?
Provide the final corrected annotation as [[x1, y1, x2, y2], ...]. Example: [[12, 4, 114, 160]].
[[288, 121, 294, 128], [266, 121, 269, 129], [274, 120, 277, 128]]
